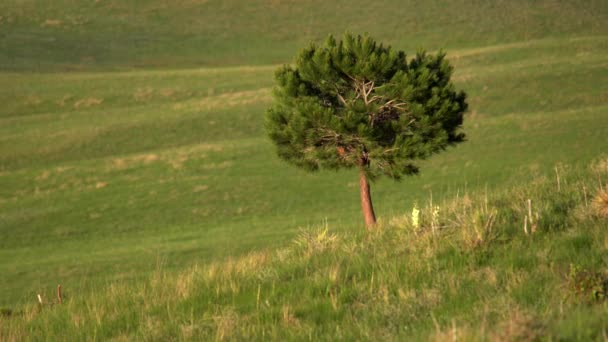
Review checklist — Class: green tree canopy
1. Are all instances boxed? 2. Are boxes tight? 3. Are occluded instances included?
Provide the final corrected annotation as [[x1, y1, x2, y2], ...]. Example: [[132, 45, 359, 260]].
[[265, 33, 467, 227]]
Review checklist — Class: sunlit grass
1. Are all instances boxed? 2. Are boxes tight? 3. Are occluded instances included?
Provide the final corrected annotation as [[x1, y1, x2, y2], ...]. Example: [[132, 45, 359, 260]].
[[2, 160, 607, 340]]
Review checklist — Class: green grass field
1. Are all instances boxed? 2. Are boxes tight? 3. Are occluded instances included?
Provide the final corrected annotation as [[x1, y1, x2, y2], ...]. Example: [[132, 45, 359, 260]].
[[1, 0, 608, 339], [2, 162, 608, 340]]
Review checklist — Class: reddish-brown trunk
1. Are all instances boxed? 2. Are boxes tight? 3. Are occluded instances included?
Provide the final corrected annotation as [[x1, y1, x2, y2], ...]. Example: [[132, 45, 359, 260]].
[[359, 169, 377, 229]]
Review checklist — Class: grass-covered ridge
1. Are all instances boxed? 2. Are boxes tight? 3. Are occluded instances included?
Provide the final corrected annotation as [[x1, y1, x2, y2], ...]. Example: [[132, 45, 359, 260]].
[[1, 0, 607, 71], [2, 160, 608, 340]]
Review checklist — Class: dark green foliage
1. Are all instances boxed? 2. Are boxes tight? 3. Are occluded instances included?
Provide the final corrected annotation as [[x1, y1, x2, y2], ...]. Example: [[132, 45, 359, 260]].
[[265, 33, 467, 179]]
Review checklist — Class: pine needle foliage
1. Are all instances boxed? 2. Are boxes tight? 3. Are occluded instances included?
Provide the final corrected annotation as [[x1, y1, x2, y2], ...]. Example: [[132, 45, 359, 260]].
[[265, 33, 468, 180]]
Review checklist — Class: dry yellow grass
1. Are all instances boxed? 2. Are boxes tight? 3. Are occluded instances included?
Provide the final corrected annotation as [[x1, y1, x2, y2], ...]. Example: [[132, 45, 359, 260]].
[[133, 87, 155, 102], [41, 19, 63, 27], [493, 310, 546, 341], [107, 143, 224, 171], [95, 181, 107, 189], [192, 185, 208, 193], [593, 187, 608, 218], [73, 97, 103, 108], [110, 154, 159, 170], [56, 94, 74, 107], [212, 308, 240, 341], [175, 264, 200, 299], [591, 156, 608, 175]]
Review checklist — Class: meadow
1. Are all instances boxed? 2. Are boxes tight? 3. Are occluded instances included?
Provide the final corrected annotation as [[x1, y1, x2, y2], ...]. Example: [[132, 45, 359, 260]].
[[2, 160, 608, 340], [1, 0, 608, 339]]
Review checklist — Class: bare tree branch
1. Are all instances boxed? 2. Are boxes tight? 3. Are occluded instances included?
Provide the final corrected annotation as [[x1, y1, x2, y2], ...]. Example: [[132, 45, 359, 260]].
[[336, 91, 348, 107]]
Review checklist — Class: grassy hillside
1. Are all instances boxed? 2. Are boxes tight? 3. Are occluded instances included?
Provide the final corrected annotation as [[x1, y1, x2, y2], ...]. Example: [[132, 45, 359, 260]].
[[0, 0, 607, 71], [1, 0, 608, 332], [2, 36, 607, 309], [2, 162, 607, 340]]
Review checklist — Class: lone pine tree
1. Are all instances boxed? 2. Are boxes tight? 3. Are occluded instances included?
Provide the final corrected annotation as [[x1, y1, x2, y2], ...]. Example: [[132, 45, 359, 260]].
[[265, 33, 467, 229]]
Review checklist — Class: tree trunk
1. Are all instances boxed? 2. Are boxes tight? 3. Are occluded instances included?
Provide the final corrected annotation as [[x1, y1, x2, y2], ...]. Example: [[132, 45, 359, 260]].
[[359, 169, 377, 229]]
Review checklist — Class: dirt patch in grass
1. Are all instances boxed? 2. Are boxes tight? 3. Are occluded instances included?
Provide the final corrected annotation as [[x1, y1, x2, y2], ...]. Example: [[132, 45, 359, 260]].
[[106, 143, 224, 171], [111, 154, 159, 170], [74, 97, 103, 109], [193, 185, 208, 192], [95, 181, 108, 189], [41, 19, 63, 27]]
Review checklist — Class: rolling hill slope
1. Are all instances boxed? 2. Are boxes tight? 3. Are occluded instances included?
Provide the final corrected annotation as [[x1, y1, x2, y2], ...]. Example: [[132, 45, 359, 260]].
[[0, 0, 606, 71], [0, 0, 607, 329]]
